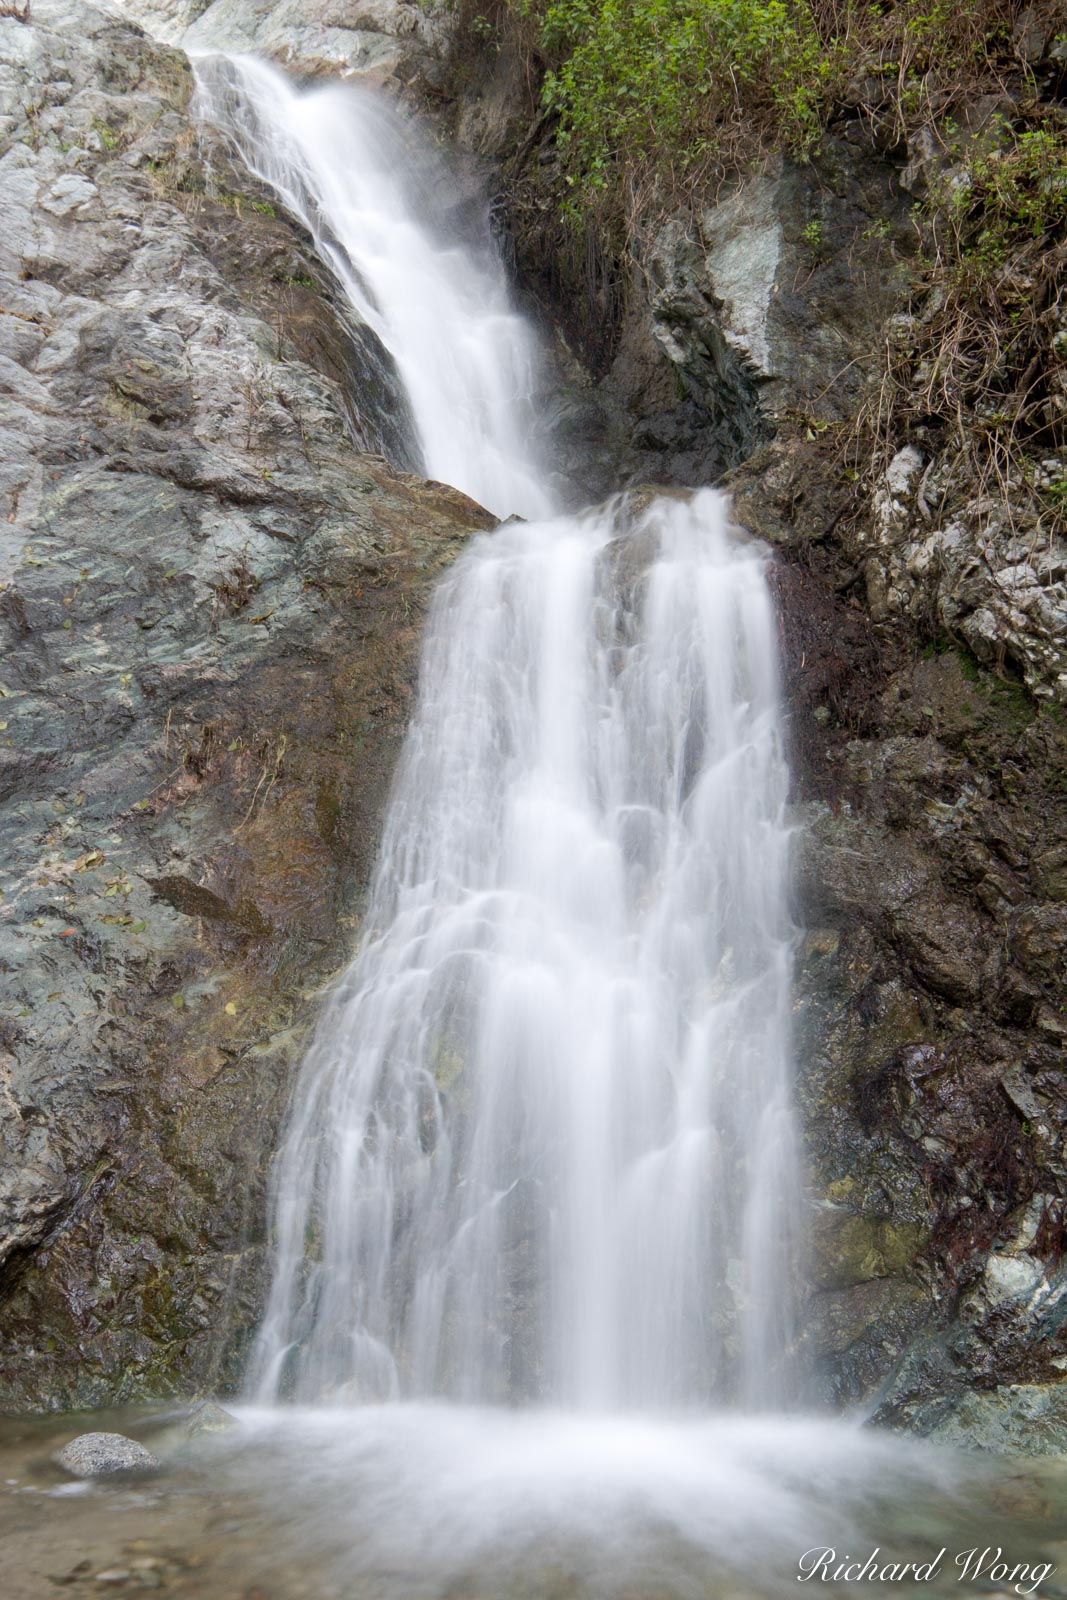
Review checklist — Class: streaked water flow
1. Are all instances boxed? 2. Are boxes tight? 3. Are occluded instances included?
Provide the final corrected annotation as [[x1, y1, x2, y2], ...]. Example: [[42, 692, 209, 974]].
[[193, 54, 551, 521], [194, 58, 801, 1411], [246, 489, 799, 1406]]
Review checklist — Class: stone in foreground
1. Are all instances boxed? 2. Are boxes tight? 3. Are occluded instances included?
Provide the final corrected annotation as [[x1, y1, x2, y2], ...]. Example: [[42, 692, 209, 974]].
[[53, 1433, 160, 1478]]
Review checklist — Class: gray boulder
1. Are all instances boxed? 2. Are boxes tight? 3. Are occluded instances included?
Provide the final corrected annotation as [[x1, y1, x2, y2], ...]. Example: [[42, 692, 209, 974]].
[[185, 1399, 238, 1437], [54, 1431, 160, 1477]]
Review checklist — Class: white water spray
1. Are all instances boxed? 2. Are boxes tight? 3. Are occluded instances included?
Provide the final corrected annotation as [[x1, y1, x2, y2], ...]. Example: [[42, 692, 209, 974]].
[[194, 59, 801, 1411]]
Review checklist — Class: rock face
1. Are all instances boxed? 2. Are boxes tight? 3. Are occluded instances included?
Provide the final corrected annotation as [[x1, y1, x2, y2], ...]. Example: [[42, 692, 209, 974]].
[[732, 437, 1067, 1442], [928, 1384, 1067, 1456], [615, 144, 912, 488], [116, 0, 445, 89], [0, 0, 490, 1409], [858, 443, 1067, 703], [502, 132, 917, 504], [54, 1431, 159, 1475]]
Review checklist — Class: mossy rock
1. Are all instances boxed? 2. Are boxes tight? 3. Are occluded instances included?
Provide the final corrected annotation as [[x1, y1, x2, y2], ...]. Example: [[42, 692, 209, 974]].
[[811, 1208, 928, 1291]]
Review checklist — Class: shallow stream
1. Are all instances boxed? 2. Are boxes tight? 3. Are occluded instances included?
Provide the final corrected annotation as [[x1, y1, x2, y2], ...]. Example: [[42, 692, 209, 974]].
[[5, 1405, 1067, 1600]]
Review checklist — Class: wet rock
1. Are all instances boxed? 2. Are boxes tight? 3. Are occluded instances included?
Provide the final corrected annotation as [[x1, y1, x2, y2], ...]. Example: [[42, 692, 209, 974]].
[[928, 1385, 1067, 1455], [854, 453, 1067, 704], [0, 0, 491, 1410], [811, 1208, 927, 1291], [810, 1276, 928, 1360], [1033, 844, 1067, 903], [981, 1252, 1046, 1309], [54, 1433, 159, 1477], [185, 1399, 237, 1436], [1012, 906, 1067, 987]]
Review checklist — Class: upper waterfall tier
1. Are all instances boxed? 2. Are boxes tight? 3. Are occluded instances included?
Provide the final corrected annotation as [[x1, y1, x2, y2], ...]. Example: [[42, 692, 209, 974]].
[[194, 53, 554, 522]]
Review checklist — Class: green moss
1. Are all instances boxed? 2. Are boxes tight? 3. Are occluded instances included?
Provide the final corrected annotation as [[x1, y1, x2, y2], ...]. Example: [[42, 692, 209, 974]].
[[90, 115, 119, 151], [954, 646, 1035, 730], [957, 646, 982, 683], [812, 1210, 928, 1291], [920, 630, 959, 663], [213, 191, 277, 217], [924, 646, 1035, 732]]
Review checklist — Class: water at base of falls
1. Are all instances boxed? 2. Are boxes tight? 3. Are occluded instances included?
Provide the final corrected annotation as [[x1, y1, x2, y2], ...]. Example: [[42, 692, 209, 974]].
[[9, 1402, 1050, 1600], [199, 1406, 979, 1600], [249, 489, 800, 1411]]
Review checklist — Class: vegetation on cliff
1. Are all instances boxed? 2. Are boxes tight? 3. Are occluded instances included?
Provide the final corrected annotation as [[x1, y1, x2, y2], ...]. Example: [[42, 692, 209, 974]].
[[482, 1, 1062, 224], [880, 107, 1067, 522], [520, 0, 824, 212], [451, 0, 1065, 563]]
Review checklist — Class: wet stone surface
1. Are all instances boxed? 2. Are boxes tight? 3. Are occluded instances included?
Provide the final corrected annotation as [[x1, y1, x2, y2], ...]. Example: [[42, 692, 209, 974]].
[[54, 1431, 160, 1477], [0, 0, 492, 1410]]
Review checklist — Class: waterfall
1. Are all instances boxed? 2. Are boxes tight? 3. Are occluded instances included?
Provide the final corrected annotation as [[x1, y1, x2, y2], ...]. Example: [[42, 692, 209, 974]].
[[195, 61, 801, 1411]]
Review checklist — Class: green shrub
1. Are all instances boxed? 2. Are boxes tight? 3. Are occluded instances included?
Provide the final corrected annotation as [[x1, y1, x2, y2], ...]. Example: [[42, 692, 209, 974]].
[[879, 108, 1067, 516], [930, 121, 1067, 282], [516, 0, 824, 215], [498, 0, 1033, 229]]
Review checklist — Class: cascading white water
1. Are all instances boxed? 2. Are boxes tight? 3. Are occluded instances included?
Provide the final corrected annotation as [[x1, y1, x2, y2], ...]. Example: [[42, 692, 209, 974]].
[[193, 54, 552, 522], [194, 61, 801, 1412], [249, 492, 800, 1408]]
